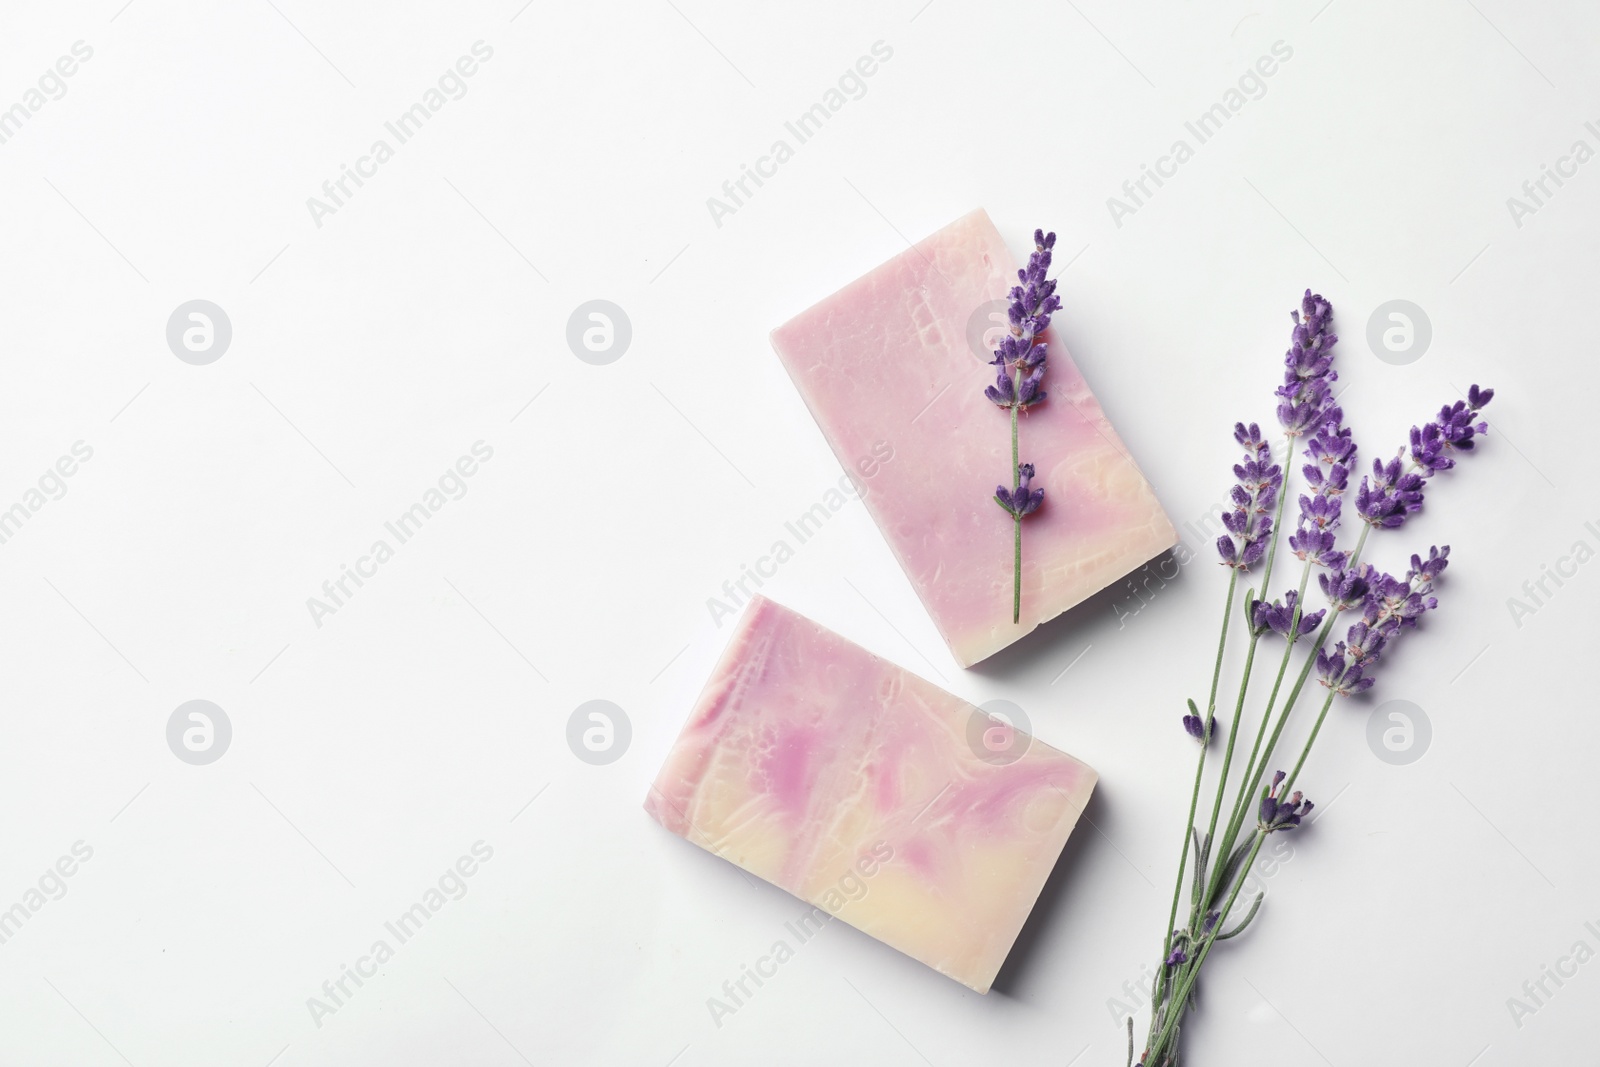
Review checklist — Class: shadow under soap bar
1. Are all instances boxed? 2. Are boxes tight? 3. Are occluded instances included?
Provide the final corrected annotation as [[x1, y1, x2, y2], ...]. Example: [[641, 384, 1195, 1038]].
[[645, 595, 1097, 994], [770, 208, 1177, 666]]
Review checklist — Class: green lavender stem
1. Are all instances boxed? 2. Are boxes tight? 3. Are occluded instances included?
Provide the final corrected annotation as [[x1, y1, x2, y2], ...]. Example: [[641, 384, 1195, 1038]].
[[1147, 830, 1269, 1064], [1143, 435, 1295, 1061], [1209, 555, 1315, 884], [1284, 690, 1338, 792], [1218, 522, 1373, 855], [1151, 569, 1238, 1016], [1213, 626, 1299, 867], [1154, 682, 1339, 1064], [1011, 366, 1022, 624]]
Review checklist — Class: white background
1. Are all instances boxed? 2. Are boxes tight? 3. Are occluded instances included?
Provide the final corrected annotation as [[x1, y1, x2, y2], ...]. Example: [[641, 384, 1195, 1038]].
[[0, 0, 1592, 1064]]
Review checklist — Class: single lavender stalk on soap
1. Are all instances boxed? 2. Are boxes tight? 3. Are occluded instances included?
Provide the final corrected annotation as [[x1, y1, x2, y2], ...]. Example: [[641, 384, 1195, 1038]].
[[988, 229, 1059, 624], [1128, 292, 1497, 1067]]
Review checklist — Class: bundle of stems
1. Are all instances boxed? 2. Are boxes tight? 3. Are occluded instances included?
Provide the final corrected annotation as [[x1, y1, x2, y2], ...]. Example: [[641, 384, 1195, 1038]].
[[1131, 292, 1496, 1066]]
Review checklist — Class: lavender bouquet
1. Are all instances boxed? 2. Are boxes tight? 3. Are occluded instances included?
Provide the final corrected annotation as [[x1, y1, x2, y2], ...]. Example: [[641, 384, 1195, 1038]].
[[1131, 292, 1496, 1066]]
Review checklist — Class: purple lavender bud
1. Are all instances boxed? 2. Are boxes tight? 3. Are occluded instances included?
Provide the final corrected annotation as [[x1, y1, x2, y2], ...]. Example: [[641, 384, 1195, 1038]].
[[1277, 394, 1332, 436], [1315, 639, 1376, 697], [1258, 794, 1277, 826], [1306, 421, 1356, 468], [1017, 366, 1046, 407], [1315, 641, 1347, 683], [1299, 493, 1341, 531], [1288, 526, 1338, 567], [1319, 564, 1370, 610], [1252, 590, 1325, 640], [1166, 946, 1187, 967], [984, 369, 1015, 407], [1258, 772, 1314, 831], [1468, 384, 1494, 409], [1344, 620, 1388, 665], [1183, 713, 1205, 740], [1408, 545, 1450, 588], [1363, 568, 1434, 632], [995, 463, 1044, 518]]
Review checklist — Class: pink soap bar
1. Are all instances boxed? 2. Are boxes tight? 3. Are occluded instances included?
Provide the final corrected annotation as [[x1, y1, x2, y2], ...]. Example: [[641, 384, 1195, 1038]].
[[771, 208, 1176, 666], [645, 595, 1097, 993]]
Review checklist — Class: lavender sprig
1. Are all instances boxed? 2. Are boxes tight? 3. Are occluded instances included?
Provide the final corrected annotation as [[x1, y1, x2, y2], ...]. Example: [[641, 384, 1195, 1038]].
[[986, 229, 1059, 624]]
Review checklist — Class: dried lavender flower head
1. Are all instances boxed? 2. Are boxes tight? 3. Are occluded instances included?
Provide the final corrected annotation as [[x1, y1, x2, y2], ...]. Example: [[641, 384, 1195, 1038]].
[[1276, 291, 1339, 437], [1319, 561, 1369, 610], [1314, 549, 1447, 699], [1259, 778, 1314, 832], [1217, 422, 1282, 569], [1252, 589, 1326, 640], [984, 230, 1059, 410], [995, 462, 1044, 519], [1357, 385, 1494, 528]]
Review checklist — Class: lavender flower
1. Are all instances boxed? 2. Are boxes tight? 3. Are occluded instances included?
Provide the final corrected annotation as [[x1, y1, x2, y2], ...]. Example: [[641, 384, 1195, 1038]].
[[1182, 713, 1206, 740], [1216, 422, 1282, 569], [1288, 414, 1356, 569], [1362, 565, 1436, 632], [1275, 291, 1339, 437], [1357, 387, 1494, 528], [1318, 562, 1370, 611], [984, 230, 1058, 412], [1252, 590, 1326, 640], [1315, 551, 1445, 697], [1353, 456, 1424, 527], [1408, 545, 1450, 588], [995, 463, 1044, 518], [1342, 619, 1388, 666], [987, 228, 1059, 625], [1314, 641, 1373, 696], [1258, 771, 1314, 832]]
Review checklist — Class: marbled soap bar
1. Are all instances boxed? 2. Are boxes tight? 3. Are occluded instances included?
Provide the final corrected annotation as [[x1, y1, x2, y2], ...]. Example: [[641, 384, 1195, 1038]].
[[770, 208, 1176, 666], [645, 595, 1097, 993]]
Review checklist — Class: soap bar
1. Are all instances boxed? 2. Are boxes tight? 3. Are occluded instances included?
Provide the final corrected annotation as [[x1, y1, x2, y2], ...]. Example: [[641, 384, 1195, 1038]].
[[645, 595, 1097, 994], [770, 208, 1176, 667]]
